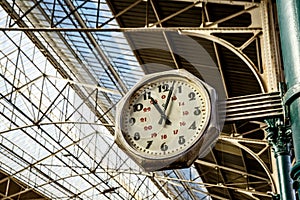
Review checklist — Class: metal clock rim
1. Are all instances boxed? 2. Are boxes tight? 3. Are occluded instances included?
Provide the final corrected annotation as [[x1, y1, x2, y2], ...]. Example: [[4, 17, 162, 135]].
[[116, 69, 212, 161]]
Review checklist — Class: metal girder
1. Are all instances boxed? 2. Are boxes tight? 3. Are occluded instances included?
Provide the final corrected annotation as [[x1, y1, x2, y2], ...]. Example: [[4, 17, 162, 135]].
[[195, 159, 270, 182], [154, 171, 273, 199], [0, 26, 263, 32], [1, 0, 116, 133], [0, 69, 138, 199], [172, 0, 260, 6], [202, 4, 229, 98], [209, 147, 233, 199], [149, 0, 202, 28], [204, 5, 258, 28], [99, 0, 143, 28], [182, 30, 266, 93], [63, 0, 128, 95], [28, 0, 123, 123], [149, 0, 182, 70], [173, 170, 198, 200], [0, 3, 171, 199], [219, 136, 277, 195], [194, 133, 276, 199]]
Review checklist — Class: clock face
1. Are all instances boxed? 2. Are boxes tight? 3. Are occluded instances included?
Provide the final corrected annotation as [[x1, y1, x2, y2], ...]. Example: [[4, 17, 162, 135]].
[[120, 75, 211, 159]]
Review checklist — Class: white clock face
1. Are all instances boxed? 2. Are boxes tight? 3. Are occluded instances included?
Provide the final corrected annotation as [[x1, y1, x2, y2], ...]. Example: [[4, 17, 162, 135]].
[[120, 75, 211, 159]]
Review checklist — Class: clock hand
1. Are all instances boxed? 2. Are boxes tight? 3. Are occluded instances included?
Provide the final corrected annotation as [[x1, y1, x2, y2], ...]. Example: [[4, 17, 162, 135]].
[[164, 81, 175, 111], [149, 96, 172, 125], [158, 81, 175, 125], [149, 96, 164, 115], [158, 113, 172, 125]]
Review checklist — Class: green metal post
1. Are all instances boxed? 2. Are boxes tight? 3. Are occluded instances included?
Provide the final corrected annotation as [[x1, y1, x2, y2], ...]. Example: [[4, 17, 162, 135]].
[[276, 0, 300, 199], [266, 118, 294, 200]]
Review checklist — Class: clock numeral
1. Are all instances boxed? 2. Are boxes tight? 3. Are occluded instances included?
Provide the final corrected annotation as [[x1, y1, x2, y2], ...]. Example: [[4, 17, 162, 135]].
[[151, 133, 158, 138], [189, 121, 197, 130], [179, 101, 185, 106], [146, 140, 153, 149], [180, 121, 186, 126], [158, 84, 169, 93], [133, 103, 144, 112], [183, 110, 189, 116], [161, 134, 167, 140], [143, 107, 151, 112], [133, 103, 143, 112], [178, 85, 182, 93], [129, 118, 136, 126], [194, 107, 201, 115], [143, 92, 151, 100], [188, 92, 196, 101], [150, 99, 158, 104], [133, 132, 140, 140], [160, 142, 168, 151], [144, 125, 152, 131], [173, 129, 179, 135], [140, 117, 147, 122], [178, 136, 185, 145]]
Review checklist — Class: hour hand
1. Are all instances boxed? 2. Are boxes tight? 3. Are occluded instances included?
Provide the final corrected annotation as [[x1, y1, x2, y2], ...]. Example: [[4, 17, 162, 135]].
[[149, 96, 171, 125], [158, 114, 172, 125], [149, 96, 164, 115]]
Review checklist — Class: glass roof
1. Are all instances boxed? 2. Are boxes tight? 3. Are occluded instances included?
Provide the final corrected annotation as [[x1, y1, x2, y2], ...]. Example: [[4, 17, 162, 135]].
[[0, 0, 208, 199]]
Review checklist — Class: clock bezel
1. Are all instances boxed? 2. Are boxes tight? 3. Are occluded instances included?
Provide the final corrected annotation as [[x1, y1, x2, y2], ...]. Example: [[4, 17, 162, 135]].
[[115, 69, 212, 161]]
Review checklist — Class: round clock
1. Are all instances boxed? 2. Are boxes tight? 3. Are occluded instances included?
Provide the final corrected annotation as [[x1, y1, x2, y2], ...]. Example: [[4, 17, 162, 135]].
[[115, 69, 217, 171]]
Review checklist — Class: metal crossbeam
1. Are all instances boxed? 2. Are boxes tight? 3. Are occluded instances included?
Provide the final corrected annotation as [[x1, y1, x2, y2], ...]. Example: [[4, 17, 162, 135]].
[[225, 92, 283, 122]]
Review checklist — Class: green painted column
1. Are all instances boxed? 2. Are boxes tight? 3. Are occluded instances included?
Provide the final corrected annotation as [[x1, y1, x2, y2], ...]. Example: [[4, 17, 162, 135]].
[[266, 119, 294, 200], [276, 0, 300, 199]]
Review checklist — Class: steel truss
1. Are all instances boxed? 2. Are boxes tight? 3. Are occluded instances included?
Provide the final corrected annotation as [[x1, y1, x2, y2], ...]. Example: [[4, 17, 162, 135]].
[[0, 0, 284, 199]]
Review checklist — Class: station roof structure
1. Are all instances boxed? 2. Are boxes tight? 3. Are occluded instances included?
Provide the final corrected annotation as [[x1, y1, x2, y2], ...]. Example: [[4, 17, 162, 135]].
[[0, 0, 287, 199]]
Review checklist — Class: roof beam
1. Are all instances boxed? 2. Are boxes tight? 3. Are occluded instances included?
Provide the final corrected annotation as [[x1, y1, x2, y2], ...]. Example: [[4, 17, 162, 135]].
[[64, 0, 128, 95]]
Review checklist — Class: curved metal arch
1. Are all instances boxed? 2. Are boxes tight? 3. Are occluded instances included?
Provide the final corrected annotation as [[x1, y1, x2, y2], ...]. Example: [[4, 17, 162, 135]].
[[180, 30, 266, 93], [219, 137, 277, 194]]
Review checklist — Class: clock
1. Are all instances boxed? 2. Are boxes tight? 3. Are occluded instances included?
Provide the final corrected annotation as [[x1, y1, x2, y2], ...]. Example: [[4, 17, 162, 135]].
[[115, 69, 218, 171]]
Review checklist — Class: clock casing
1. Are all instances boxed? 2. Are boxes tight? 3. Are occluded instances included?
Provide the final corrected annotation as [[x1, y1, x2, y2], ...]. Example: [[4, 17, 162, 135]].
[[115, 69, 219, 171]]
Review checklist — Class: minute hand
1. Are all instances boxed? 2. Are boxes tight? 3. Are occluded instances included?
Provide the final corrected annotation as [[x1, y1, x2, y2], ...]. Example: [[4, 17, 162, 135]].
[[158, 81, 175, 125], [164, 81, 175, 111]]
